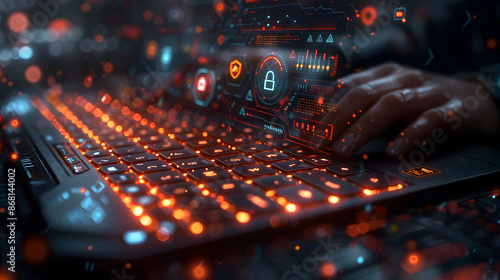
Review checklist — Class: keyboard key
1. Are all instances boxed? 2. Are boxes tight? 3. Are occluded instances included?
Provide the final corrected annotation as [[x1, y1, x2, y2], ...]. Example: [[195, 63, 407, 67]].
[[132, 195, 159, 210], [272, 160, 313, 173], [206, 179, 252, 195], [54, 143, 74, 157], [118, 184, 149, 196], [253, 151, 290, 163], [303, 155, 342, 167], [159, 149, 198, 161], [275, 184, 327, 205], [80, 142, 101, 151], [144, 170, 185, 185], [64, 155, 80, 165], [186, 139, 218, 149], [253, 174, 297, 190], [168, 125, 190, 135], [176, 132, 202, 141], [284, 147, 312, 158], [74, 135, 91, 144], [195, 203, 233, 223], [293, 170, 361, 196], [113, 146, 147, 156], [69, 163, 88, 174], [131, 160, 171, 174], [225, 189, 280, 214], [348, 172, 406, 190], [100, 133, 126, 142], [172, 157, 214, 170], [139, 135, 164, 145], [92, 156, 119, 165], [233, 164, 275, 178], [148, 141, 183, 152], [135, 128, 156, 137], [188, 166, 233, 183], [100, 163, 129, 175], [207, 127, 229, 138], [326, 163, 365, 176], [171, 126, 190, 134], [200, 145, 236, 157], [215, 154, 254, 168], [121, 153, 158, 163], [86, 149, 110, 158], [269, 140, 295, 149], [238, 143, 272, 154], [222, 134, 248, 146], [160, 182, 199, 204], [257, 131, 282, 141], [107, 139, 135, 148], [108, 173, 138, 185], [184, 196, 222, 216]]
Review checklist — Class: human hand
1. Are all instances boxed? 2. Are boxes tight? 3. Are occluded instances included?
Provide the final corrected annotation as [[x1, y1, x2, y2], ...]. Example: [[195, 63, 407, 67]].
[[319, 63, 500, 158]]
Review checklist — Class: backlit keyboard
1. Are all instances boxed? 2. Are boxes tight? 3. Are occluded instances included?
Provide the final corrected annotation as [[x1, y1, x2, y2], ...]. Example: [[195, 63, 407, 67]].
[[30, 91, 407, 239]]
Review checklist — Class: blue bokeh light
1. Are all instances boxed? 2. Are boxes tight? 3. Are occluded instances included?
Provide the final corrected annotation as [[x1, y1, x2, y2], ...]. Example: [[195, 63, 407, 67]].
[[19, 46, 33, 59]]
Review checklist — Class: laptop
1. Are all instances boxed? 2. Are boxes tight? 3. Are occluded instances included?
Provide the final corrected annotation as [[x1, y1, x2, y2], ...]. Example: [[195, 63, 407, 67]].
[[1, 0, 500, 278]]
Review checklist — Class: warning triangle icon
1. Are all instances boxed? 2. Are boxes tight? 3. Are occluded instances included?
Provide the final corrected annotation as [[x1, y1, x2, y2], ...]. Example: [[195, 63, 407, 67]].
[[316, 34, 323, 42], [306, 35, 313, 42], [239, 107, 246, 116], [326, 34, 334, 43], [289, 50, 296, 59], [245, 90, 253, 101]]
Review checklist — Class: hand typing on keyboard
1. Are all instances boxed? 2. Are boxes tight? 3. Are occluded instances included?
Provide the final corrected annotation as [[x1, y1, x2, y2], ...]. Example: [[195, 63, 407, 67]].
[[320, 63, 500, 158]]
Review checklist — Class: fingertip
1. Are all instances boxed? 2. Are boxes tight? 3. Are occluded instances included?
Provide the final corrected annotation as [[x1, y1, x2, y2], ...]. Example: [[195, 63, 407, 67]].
[[332, 132, 355, 156], [385, 137, 408, 157]]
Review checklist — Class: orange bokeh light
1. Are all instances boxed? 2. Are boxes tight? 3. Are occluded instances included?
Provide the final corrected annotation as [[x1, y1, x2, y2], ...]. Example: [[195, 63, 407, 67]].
[[236, 212, 251, 223], [10, 118, 20, 128], [190, 222, 204, 235], [132, 206, 144, 216], [140, 215, 152, 226], [285, 203, 297, 213], [320, 262, 336, 278], [360, 6, 378, 26], [328, 196, 340, 204], [25, 65, 42, 84], [8, 12, 29, 34], [408, 254, 419, 264], [48, 18, 73, 37]]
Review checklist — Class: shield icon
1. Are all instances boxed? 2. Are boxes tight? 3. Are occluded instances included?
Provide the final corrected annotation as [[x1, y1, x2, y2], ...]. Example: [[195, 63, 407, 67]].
[[229, 59, 242, 80]]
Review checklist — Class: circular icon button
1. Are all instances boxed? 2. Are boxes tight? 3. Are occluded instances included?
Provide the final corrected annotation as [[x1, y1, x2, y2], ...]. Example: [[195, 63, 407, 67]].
[[254, 53, 287, 106], [192, 68, 215, 107]]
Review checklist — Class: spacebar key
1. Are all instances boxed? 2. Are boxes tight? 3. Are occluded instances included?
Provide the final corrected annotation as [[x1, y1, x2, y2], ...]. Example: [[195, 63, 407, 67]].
[[293, 170, 361, 196]]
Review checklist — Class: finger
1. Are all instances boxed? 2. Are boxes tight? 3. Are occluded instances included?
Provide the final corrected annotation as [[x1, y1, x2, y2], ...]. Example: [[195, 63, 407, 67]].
[[317, 69, 427, 147], [385, 99, 464, 157], [340, 62, 403, 89], [331, 86, 450, 157]]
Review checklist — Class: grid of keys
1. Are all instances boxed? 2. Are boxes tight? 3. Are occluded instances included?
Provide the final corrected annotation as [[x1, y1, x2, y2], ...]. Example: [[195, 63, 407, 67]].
[[40, 92, 407, 240]]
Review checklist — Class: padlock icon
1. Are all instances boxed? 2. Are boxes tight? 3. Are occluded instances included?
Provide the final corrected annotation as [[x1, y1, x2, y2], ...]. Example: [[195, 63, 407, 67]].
[[197, 76, 207, 92], [263, 70, 275, 91]]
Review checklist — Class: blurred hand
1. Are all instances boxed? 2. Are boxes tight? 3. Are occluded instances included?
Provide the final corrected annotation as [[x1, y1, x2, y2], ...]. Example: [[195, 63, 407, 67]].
[[320, 62, 500, 158]]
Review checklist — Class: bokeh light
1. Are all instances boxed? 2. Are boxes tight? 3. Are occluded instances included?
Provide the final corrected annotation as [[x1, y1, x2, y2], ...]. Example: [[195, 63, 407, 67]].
[[25, 65, 42, 84], [19, 46, 33, 59], [48, 18, 73, 38], [360, 6, 378, 26], [8, 12, 29, 34]]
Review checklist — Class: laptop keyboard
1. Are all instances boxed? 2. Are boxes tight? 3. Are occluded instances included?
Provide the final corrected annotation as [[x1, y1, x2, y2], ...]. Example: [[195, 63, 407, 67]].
[[30, 92, 407, 237]]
